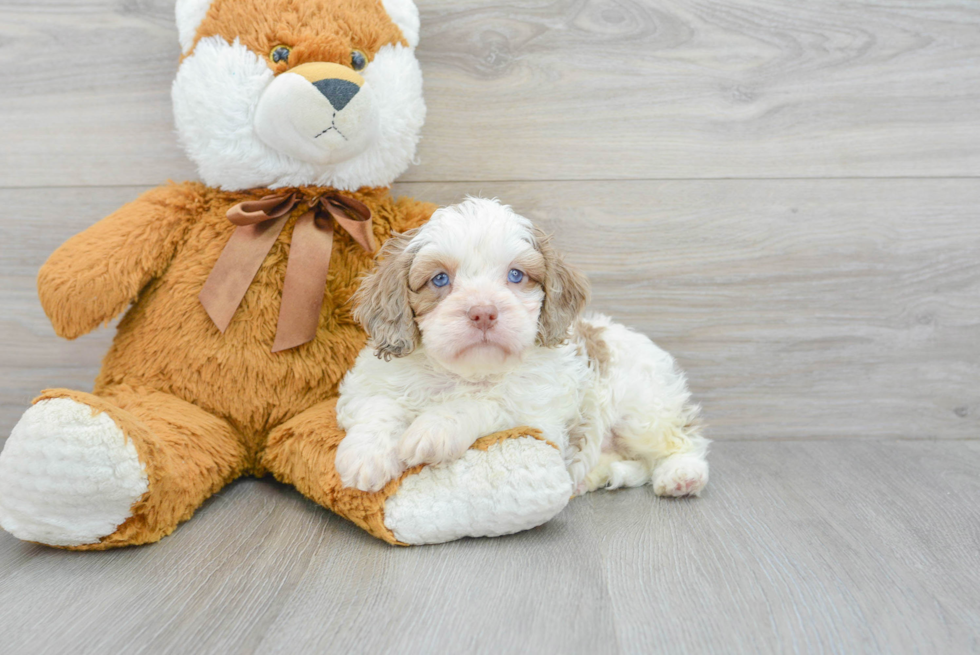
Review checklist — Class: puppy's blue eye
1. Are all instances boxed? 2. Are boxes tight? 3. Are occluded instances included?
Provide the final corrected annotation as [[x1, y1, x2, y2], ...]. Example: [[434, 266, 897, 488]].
[[508, 269, 524, 283], [431, 272, 450, 288]]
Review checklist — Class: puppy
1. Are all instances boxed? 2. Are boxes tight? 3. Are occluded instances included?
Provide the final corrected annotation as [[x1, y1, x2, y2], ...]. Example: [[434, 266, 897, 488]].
[[335, 198, 709, 497]]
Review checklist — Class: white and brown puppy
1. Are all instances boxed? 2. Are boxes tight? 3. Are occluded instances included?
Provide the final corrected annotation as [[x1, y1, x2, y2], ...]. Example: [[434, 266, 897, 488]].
[[335, 198, 710, 497]]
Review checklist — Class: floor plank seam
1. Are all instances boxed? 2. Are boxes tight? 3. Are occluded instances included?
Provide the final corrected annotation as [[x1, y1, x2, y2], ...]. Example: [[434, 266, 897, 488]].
[[2, 175, 980, 191]]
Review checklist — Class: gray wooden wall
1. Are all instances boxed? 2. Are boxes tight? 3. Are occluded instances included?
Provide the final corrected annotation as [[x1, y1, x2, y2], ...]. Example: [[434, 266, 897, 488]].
[[2, 0, 978, 445]]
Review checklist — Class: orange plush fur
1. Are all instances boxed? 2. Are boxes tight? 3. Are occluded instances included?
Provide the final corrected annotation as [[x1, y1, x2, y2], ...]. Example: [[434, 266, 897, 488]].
[[191, 0, 407, 66], [38, 183, 435, 548], [22, 0, 555, 549]]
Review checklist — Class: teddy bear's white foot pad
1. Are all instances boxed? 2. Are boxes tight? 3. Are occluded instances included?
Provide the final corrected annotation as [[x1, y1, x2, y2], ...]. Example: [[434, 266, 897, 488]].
[[384, 436, 572, 545], [0, 398, 148, 547]]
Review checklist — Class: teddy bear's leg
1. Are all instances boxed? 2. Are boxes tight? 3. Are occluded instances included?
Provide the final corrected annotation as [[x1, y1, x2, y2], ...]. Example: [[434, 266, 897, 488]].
[[0, 386, 248, 550], [261, 398, 573, 545]]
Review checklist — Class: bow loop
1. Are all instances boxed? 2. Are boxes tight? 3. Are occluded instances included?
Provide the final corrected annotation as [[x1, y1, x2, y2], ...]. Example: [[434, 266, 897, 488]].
[[199, 191, 375, 352], [318, 195, 377, 254], [226, 193, 299, 226]]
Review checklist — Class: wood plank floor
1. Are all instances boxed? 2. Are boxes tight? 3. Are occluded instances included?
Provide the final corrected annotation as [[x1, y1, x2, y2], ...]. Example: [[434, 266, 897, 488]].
[[1, 0, 978, 653], [1, 440, 978, 655]]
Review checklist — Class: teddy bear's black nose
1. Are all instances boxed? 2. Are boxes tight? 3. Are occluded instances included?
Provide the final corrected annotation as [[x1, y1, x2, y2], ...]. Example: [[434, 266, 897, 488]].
[[312, 78, 360, 111]]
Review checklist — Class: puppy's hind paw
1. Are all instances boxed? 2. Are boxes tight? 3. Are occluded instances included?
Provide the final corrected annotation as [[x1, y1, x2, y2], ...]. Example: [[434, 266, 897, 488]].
[[653, 454, 708, 498], [576, 455, 650, 495], [335, 436, 404, 493]]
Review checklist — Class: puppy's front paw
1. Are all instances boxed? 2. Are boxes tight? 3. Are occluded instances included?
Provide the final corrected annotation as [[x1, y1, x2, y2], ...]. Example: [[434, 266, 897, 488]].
[[335, 433, 404, 492], [398, 413, 471, 468], [653, 454, 709, 497]]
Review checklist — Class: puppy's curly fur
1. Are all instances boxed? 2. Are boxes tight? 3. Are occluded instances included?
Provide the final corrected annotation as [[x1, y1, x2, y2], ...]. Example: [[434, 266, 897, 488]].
[[336, 198, 710, 495]]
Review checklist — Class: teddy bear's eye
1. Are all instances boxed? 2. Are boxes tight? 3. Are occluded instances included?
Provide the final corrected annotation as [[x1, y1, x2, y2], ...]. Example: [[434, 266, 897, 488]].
[[270, 46, 291, 64], [350, 50, 367, 71]]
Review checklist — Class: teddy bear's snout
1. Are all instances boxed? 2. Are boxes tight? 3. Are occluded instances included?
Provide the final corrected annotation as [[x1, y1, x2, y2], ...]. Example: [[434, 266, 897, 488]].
[[253, 60, 378, 166], [288, 61, 365, 113], [289, 62, 364, 102]]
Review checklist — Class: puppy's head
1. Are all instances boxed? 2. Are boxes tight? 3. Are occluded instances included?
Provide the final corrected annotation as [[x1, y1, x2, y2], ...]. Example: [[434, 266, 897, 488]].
[[353, 198, 590, 378]]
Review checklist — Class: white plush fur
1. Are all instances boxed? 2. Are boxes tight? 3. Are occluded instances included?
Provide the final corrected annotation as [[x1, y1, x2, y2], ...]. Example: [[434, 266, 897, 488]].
[[381, 0, 421, 48], [385, 436, 572, 544], [175, 0, 214, 54], [172, 34, 425, 191], [336, 198, 710, 496], [0, 398, 148, 547]]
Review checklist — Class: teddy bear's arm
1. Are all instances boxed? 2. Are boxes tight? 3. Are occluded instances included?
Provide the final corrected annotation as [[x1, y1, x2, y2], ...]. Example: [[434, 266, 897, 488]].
[[37, 184, 200, 340], [391, 196, 439, 233]]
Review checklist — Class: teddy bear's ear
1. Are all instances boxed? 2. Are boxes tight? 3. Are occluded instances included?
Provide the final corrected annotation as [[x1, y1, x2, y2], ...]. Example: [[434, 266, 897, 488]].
[[381, 0, 421, 48], [176, 0, 215, 55]]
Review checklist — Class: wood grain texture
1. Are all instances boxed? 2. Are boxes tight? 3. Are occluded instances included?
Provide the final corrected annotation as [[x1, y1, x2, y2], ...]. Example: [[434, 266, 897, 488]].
[[1, 2, 978, 652], [3, 180, 977, 445], [0, 440, 977, 654], [2, 0, 979, 186]]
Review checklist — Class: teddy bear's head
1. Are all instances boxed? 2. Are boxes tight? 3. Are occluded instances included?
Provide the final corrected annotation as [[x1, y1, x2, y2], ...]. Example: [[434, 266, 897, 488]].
[[172, 0, 424, 192]]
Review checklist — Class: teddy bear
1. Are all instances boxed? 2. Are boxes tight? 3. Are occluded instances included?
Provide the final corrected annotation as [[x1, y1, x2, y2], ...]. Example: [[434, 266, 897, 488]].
[[0, 0, 573, 549]]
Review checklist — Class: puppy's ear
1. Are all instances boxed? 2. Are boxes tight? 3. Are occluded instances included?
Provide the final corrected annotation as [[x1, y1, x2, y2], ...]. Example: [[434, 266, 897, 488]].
[[352, 229, 421, 359], [533, 226, 591, 347]]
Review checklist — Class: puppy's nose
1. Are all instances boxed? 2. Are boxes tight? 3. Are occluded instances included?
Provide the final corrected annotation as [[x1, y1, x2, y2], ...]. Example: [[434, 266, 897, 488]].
[[467, 305, 498, 331], [287, 62, 364, 111]]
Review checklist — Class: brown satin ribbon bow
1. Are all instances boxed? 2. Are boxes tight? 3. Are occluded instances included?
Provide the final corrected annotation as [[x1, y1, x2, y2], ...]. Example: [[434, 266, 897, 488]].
[[199, 192, 376, 353]]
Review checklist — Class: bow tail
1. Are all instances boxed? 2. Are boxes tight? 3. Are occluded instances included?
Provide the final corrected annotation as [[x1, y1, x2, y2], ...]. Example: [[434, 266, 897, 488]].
[[272, 209, 336, 353], [200, 216, 290, 333]]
